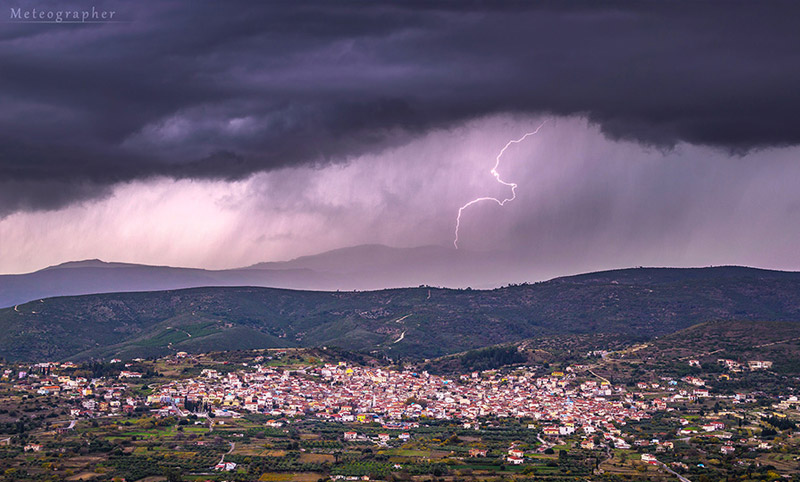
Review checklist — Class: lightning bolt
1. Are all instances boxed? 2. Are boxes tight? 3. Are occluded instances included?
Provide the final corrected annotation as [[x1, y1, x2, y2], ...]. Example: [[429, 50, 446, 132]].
[[453, 121, 545, 249]]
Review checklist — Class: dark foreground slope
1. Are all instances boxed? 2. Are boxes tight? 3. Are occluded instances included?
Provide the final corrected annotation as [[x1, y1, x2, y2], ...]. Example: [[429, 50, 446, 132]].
[[1, 266, 799, 361]]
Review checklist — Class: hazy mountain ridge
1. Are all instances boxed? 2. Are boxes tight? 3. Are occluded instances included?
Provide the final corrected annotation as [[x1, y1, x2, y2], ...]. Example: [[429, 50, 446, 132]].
[[0, 245, 521, 308], [1, 266, 800, 362], [247, 244, 451, 271]]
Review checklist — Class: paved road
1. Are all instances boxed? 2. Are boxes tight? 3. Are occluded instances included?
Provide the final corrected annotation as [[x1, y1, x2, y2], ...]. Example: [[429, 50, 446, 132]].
[[587, 368, 610, 385], [656, 460, 692, 482], [170, 400, 186, 418], [217, 442, 235, 466], [536, 435, 554, 453]]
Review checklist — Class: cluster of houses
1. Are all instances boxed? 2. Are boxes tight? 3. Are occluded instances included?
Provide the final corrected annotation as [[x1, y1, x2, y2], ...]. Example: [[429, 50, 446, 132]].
[[2, 355, 795, 474], [150, 363, 656, 432], [2, 355, 778, 432], [709, 359, 774, 372], [343, 430, 411, 445], [3, 357, 724, 435], [0, 362, 144, 417]]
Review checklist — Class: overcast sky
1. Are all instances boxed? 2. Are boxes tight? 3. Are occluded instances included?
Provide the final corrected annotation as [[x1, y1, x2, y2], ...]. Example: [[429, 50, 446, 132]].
[[1, 1, 799, 277]]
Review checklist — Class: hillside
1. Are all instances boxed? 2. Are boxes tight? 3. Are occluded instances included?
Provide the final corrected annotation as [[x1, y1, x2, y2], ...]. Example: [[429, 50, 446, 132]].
[[633, 320, 800, 373], [1, 266, 800, 362], [418, 320, 800, 382]]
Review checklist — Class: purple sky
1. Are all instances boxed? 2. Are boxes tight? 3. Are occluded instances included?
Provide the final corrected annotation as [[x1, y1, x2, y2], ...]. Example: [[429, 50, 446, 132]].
[[1, 1, 799, 278]]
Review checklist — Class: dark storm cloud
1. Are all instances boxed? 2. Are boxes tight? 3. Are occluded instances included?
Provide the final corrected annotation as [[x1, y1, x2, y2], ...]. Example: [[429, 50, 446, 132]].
[[2, 0, 799, 212]]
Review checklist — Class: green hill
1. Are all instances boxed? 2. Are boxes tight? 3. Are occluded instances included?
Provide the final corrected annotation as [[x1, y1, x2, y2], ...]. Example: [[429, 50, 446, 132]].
[[634, 320, 800, 373], [2, 266, 800, 361], [568, 320, 800, 390]]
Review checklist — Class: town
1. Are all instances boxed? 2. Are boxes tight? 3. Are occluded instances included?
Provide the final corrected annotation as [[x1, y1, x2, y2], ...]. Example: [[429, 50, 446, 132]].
[[1, 348, 798, 482], [153, 360, 651, 425]]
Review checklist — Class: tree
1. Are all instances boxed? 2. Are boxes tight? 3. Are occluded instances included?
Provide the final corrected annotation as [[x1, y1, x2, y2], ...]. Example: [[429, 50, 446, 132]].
[[162, 467, 182, 482]]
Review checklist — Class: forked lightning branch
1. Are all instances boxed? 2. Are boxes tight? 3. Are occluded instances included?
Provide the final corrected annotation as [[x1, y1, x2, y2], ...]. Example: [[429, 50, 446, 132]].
[[453, 121, 546, 249]]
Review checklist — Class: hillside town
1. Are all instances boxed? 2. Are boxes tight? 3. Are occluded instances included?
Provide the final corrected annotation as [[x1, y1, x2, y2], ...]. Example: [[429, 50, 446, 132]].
[[1, 349, 798, 482], [152, 362, 652, 427]]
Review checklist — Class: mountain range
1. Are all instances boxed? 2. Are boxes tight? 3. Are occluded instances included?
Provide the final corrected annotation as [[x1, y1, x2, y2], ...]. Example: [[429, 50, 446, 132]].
[[0, 244, 527, 309], [2, 265, 799, 362]]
